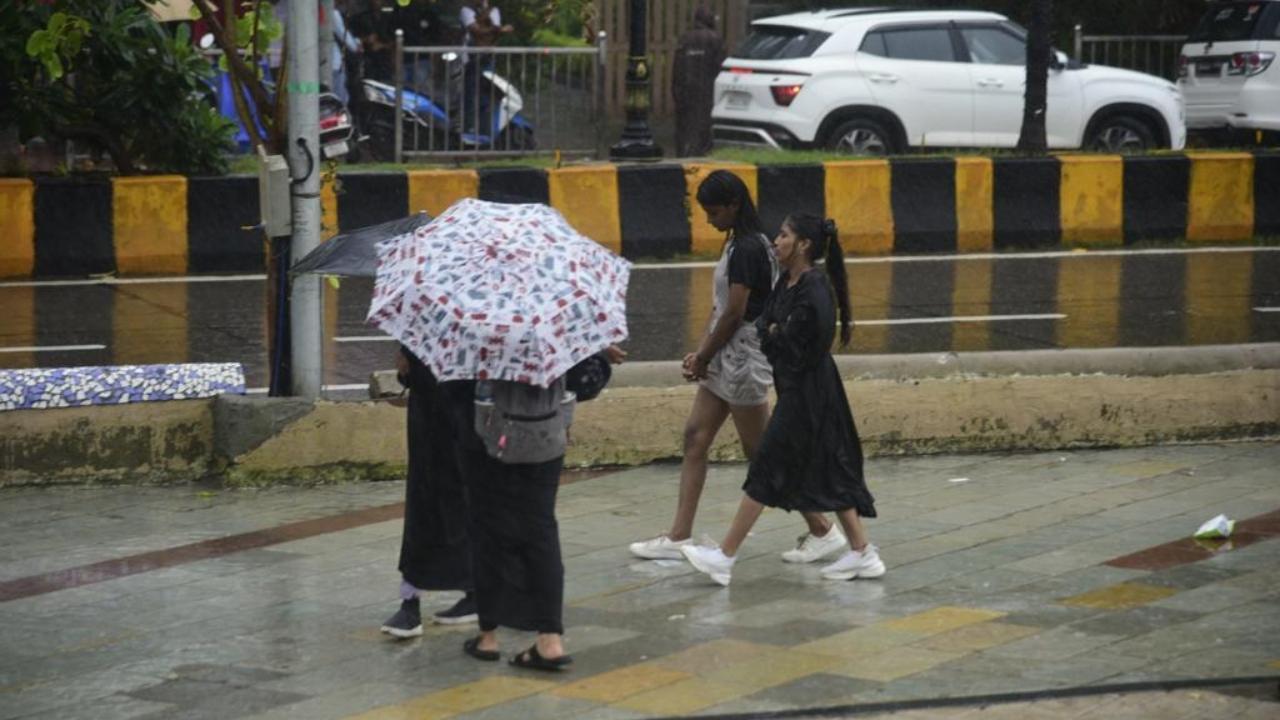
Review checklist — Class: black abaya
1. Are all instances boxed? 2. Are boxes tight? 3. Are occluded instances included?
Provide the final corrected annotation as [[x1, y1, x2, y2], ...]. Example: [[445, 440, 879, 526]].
[[742, 270, 877, 517], [398, 349, 475, 591]]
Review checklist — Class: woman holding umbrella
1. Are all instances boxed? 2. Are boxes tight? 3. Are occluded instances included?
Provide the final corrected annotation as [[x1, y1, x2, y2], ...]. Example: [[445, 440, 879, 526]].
[[681, 214, 884, 586], [629, 171, 845, 566]]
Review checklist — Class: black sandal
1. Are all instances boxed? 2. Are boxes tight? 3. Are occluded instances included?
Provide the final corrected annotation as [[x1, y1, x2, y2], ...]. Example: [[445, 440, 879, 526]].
[[509, 645, 572, 672], [463, 636, 500, 662]]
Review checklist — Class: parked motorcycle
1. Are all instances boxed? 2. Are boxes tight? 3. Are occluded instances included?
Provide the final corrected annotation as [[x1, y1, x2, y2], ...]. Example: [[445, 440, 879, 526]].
[[353, 61, 536, 161]]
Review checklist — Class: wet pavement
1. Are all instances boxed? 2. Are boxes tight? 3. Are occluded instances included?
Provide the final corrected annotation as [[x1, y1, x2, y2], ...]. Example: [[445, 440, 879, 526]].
[[1, 442, 1277, 719], [1, 247, 1278, 391]]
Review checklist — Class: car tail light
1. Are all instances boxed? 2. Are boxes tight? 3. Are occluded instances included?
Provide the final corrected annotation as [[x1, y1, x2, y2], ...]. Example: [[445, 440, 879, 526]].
[[725, 66, 754, 74], [1228, 51, 1275, 76], [770, 84, 803, 106], [1177, 54, 1188, 78]]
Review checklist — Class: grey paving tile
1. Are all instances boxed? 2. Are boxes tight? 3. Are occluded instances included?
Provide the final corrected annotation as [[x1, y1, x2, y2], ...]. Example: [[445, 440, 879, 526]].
[[1068, 605, 1205, 638], [743, 672, 883, 707]]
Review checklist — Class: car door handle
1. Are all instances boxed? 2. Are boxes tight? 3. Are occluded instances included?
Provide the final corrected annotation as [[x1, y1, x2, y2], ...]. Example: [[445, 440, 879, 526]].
[[977, 78, 1004, 88], [869, 73, 899, 84]]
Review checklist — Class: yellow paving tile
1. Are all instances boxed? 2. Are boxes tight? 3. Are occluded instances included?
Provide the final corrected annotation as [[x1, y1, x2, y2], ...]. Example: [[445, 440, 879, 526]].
[[551, 663, 691, 703], [794, 626, 923, 659], [1060, 582, 1179, 610], [916, 621, 1042, 653], [408, 676, 557, 714], [827, 646, 964, 682], [612, 677, 748, 716], [1268, 660, 1280, 670], [651, 639, 785, 675], [1104, 460, 1188, 478], [880, 606, 1007, 636], [701, 649, 839, 690]]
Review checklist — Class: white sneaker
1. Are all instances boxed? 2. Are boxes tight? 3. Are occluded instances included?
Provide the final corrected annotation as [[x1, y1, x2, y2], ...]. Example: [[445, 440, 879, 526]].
[[781, 526, 848, 564], [819, 545, 886, 581], [681, 544, 734, 586], [629, 534, 692, 560]]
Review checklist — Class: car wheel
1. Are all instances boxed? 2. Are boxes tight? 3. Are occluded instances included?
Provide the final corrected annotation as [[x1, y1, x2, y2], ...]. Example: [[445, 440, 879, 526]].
[[826, 118, 895, 155], [1087, 116, 1156, 152]]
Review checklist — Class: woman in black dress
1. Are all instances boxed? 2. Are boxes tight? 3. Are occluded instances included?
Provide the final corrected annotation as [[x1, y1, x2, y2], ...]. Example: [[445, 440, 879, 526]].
[[681, 214, 885, 586]]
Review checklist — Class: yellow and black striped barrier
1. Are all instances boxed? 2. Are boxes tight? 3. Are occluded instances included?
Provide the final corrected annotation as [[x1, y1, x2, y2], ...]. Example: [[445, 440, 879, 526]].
[[1, 151, 1276, 277]]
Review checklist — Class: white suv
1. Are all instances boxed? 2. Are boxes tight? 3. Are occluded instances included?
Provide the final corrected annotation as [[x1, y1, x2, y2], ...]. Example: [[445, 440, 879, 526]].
[[1178, 1, 1280, 132], [712, 8, 1187, 154]]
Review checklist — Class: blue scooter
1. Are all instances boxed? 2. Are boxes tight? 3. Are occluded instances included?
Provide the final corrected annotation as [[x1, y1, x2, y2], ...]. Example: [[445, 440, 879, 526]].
[[354, 62, 535, 160]]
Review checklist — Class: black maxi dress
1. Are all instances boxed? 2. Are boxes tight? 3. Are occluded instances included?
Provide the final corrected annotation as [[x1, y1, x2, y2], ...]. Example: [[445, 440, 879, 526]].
[[742, 270, 878, 517], [398, 348, 475, 592]]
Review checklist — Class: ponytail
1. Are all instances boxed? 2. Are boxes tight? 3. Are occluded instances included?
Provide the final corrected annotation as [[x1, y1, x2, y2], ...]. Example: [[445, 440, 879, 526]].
[[822, 219, 852, 346], [782, 214, 853, 346]]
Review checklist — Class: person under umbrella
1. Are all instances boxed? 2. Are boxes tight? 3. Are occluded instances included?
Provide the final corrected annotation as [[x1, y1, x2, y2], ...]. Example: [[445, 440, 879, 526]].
[[681, 214, 885, 586], [378, 345, 478, 638], [368, 199, 631, 670]]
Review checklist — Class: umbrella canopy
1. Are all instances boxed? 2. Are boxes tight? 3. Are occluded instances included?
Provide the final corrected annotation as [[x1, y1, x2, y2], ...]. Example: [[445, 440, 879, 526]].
[[367, 199, 630, 387], [291, 213, 433, 278]]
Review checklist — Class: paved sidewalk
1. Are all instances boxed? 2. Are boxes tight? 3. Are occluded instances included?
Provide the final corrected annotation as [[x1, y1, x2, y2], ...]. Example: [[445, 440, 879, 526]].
[[1, 443, 1278, 719]]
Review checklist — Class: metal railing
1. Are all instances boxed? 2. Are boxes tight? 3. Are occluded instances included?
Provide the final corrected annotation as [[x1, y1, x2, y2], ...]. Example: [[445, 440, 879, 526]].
[[377, 34, 607, 162], [1073, 25, 1187, 80]]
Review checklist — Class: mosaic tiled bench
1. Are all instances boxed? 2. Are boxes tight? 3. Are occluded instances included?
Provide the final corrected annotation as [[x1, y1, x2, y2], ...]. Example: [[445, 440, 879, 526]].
[[0, 364, 246, 412]]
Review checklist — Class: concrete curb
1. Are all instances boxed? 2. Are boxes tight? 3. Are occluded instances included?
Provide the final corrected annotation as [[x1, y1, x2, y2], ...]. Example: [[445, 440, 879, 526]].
[[370, 344, 1280, 390], [2, 345, 1276, 487]]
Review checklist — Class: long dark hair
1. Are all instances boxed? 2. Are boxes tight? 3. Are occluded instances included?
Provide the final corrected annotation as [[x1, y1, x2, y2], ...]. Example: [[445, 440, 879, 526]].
[[784, 213, 852, 346], [696, 170, 763, 241]]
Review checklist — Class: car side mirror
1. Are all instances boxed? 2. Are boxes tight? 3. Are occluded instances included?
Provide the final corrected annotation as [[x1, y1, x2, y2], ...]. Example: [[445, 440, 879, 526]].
[[1050, 49, 1068, 70]]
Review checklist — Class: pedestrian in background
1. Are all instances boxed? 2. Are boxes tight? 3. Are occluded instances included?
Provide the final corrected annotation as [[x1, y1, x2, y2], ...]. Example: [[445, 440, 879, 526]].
[[629, 171, 847, 566], [682, 215, 885, 586], [330, 1, 362, 104], [672, 5, 725, 157], [379, 346, 477, 638], [459, 1, 513, 133]]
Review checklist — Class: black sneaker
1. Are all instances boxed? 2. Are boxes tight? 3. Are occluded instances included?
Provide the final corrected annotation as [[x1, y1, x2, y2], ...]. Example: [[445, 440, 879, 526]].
[[433, 593, 478, 625], [380, 599, 423, 638]]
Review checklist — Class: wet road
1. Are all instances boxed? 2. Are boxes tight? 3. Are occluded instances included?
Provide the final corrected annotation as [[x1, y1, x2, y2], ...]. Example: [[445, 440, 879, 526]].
[[2, 247, 1278, 392]]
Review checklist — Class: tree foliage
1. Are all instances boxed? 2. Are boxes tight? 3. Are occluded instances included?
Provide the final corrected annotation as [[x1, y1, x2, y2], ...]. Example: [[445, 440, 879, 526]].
[[188, 0, 286, 155], [1, 0, 234, 175]]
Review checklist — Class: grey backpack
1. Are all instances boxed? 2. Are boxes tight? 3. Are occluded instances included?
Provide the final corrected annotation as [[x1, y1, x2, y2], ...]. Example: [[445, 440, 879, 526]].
[[474, 378, 576, 464]]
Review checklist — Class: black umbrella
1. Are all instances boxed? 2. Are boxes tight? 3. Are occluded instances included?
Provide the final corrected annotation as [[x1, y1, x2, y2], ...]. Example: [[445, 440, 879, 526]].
[[291, 212, 433, 277]]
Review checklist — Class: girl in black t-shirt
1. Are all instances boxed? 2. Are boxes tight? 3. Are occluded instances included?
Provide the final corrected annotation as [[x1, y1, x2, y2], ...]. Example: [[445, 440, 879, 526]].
[[629, 171, 845, 566]]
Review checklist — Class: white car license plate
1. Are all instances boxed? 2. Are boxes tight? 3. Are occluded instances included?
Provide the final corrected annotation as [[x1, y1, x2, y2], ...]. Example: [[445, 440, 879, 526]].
[[322, 140, 349, 159], [725, 91, 751, 109]]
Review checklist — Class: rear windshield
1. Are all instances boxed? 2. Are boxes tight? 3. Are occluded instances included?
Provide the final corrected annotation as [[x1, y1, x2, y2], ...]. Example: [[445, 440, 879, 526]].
[[735, 25, 831, 59], [1188, 2, 1271, 42]]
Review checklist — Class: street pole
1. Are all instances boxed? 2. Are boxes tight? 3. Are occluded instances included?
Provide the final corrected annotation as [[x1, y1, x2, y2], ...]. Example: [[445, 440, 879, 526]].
[[609, 0, 662, 160], [288, 0, 323, 399]]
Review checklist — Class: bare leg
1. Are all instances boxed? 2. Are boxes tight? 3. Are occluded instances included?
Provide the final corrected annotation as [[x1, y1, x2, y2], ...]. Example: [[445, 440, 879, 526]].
[[535, 632, 565, 660], [720, 494, 766, 557], [668, 387, 730, 541], [476, 628, 498, 652], [834, 509, 871, 551], [729, 402, 832, 538]]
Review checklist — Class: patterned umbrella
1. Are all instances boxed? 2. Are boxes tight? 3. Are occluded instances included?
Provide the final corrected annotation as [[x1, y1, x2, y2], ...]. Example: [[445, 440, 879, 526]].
[[367, 198, 631, 387]]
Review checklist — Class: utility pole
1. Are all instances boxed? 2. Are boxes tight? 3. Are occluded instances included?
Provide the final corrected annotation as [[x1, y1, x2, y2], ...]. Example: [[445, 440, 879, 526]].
[[288, 0, 323, 398], [610, 0, 662, 160]]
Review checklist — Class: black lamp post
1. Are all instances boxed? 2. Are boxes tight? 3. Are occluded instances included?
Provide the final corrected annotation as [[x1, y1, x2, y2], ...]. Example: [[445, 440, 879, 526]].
[[609, 0, 663, 160]]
